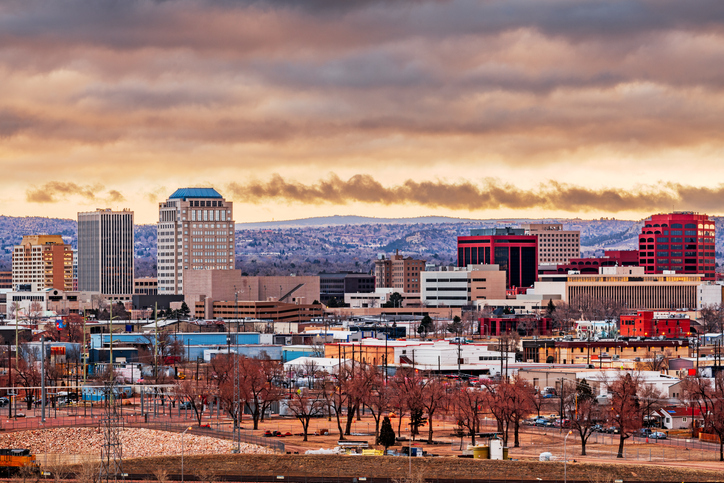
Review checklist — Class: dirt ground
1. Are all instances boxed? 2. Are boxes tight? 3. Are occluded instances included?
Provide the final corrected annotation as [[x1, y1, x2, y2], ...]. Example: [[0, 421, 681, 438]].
[[119, 454, 724, 482], [19, 404, 724, 481]]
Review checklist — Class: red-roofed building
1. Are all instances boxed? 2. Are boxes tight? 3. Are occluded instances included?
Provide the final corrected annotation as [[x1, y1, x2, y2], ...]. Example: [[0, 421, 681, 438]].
[[657, 406, 701, 430]]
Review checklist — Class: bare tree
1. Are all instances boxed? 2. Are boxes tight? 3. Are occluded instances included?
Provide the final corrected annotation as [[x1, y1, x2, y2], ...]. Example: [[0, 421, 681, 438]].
[[454, 384, 486, 446], [681, 374, 724, 461], [699, 304, 724, 333], [605, 372, 643, 458], [551, 302, 580, 332], [176, 378, 215, 426], [419, 377, 447, 444], [287, 389, 326, 441], [564, 387, 602, 456], [360, 364, 392, 443]]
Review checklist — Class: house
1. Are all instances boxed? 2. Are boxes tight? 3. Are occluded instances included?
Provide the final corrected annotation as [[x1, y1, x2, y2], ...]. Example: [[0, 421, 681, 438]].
[[657, 407, 700, 430]]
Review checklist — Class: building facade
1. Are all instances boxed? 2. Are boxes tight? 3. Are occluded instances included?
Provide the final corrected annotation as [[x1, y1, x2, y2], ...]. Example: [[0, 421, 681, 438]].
[[183, 270, 321, 315], [536, 266, 702, 311], [421, 264, 507, 307], [194, 299, 323, 323], [619, 310, 692, 338], [521, 223, 580, 265], [540, 250, 639, 275], [457, 228, 538, 289], [134, 278, 158, 295], [373, 252, 426, 293], [319, 272, 375, 303], [77, 209, 134, 298], [638, 212, 715, 281], [11, 235, 73, 292], [157, 188, 235, 295], [0, 271, 11, 289]]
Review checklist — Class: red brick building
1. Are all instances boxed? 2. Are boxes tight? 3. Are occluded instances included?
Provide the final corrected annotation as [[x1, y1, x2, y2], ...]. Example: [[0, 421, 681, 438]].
[[540, 250, 639, 275], [638, 212, 715, 281], [619, 310, 691, 338], [479, 315, 552, 336]]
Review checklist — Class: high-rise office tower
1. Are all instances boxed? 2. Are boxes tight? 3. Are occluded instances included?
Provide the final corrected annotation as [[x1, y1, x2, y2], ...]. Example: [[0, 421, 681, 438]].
[[77, 209, 134, 297], [157, 188, 235, 295], [12, 235, 73, 292], [521, 223, 580, 265], [638, 212, 715, 281], [457, 227, 538, 289]]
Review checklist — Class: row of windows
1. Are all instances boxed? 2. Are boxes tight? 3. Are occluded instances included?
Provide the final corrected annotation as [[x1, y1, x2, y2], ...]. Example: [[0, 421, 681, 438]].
[[190, 223, 233, 229], [189, 200, 224, 207], [191, 209, 228, 222]]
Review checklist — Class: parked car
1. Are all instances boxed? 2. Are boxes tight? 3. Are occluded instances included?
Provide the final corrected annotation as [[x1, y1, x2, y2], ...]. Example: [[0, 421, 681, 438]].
[[535, 418, 549, 427], [523, 418, 537, 426], [651, 431, 667, 439]]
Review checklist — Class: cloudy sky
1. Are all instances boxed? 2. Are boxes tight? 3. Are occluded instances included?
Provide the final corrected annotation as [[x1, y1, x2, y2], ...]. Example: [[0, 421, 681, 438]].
[[3, 0, 724, 224]]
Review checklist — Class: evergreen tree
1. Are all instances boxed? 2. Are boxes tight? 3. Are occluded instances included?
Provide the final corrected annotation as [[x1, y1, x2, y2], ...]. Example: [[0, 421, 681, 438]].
[[382, 292, 403, 308], [378, 416, 396, 453], [417, 315, 434, 337], [447, 315, 463, 335], [546, 299, 556, 316], [180, 301, 190, 318]]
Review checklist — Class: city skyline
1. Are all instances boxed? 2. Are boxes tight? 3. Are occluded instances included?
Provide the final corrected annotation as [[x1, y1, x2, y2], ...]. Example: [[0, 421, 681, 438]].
[[2, 1, 724, 224]]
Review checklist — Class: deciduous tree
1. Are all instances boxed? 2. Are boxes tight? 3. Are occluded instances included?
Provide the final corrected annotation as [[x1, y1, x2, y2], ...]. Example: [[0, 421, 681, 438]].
[[454, 384, 486, 446], [288, 389, 326, 441], [605, 372, 643, 458]]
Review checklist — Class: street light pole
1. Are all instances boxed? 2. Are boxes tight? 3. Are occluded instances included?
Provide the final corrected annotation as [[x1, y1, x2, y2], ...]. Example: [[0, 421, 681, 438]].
[[181, 426, 192, 483], [564, 430, 572, 483]]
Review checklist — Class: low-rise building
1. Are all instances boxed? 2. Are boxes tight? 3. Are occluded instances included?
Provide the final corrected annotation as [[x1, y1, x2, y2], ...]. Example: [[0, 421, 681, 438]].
[[620, 310, 692, 338], [535, 266, 702, 310], [324, 338, 515, 376], [319, 272, 375, 304], [193, 299, 323, 325], [421, 264, 506, 308]]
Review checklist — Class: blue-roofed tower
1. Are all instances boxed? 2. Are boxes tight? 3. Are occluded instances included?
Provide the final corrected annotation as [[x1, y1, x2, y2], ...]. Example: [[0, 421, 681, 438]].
[[158, 187, 235, 294]]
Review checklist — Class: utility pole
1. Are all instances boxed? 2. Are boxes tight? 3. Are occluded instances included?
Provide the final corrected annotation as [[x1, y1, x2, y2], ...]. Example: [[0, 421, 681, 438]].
[[83, 311, 87, 385], [154, 302, 158, 379], [41, 336, 46, 423], [7, 341, 12, 418], [559, 377, 564, 434], [109, 300, 114, 382]]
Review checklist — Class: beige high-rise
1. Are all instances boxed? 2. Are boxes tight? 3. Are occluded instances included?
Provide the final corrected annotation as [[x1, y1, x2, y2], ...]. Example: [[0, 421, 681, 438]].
[[522, 223, 580, 265], [12, 235, 73, 292], [158, 188, 235, 295]]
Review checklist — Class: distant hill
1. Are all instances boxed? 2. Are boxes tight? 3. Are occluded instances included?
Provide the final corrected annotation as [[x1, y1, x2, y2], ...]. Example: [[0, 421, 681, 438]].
[[0, 214, 722, 276], [234, 215, 561, 229]]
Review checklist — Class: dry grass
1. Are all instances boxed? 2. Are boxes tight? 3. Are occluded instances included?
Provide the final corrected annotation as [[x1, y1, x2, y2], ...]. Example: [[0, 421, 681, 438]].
[[116, 454, 724, 482]]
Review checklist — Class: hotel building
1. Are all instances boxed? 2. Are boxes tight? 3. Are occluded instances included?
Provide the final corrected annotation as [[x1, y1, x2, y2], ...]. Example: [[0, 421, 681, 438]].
[[157, 188, 235, 295]]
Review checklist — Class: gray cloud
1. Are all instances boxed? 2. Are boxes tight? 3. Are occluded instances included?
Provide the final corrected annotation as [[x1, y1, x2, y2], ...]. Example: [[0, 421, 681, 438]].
[[26, 182, 126, 203], [227, 175, 724, 213]]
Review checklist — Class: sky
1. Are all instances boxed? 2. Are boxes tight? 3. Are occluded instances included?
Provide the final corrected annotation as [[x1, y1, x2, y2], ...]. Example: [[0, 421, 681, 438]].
[[2, 0, 724, 224]]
